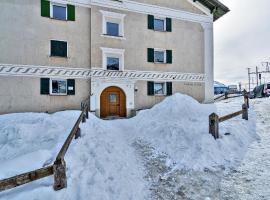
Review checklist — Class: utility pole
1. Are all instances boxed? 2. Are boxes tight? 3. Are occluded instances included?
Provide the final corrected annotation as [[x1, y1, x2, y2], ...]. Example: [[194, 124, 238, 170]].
[[248, 68, 251, 92], [256, 66, 259, 86], [238, 82, 242, 92]]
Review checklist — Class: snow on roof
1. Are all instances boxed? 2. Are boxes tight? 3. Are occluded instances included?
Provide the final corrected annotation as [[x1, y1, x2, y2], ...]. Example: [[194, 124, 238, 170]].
[[214, 81, 227, 88]]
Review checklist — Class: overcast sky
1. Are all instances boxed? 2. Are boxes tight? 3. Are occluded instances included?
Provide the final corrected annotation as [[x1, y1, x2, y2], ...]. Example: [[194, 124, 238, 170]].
[[214, 0, 270, 88]]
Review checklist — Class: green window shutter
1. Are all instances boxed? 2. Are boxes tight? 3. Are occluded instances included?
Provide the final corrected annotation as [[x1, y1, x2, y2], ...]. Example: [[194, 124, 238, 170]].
[[147, 48, 154, 62], [41, 0, 50, 17], [67, 4, 75, 21], [166, 18, 172, 32], [147, 81, 154, 96], [166, 50, 172, 64], [67, 79, 75, 95], [148, 15, 154, 30], [40, 78, 50, 95], [166, 82, 172, 96]]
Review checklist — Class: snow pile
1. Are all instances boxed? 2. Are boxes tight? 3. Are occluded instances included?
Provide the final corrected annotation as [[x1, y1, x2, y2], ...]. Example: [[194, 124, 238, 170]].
[[0, 111, 81, 179], [0, 112, 149, 200], [0, 93, 258, 199], [126, 93, 257, 170]]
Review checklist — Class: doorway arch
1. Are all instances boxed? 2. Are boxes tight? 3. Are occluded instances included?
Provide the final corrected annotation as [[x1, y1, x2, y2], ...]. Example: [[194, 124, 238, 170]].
[[100, 86, 126, 118]]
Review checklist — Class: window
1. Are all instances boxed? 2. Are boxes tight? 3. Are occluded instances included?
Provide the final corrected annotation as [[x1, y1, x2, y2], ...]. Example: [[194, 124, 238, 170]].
[[148, 15, 172, 32], [101, 47, 125, 71], [52, 3, 67, 20], [106, 22, 119, 36], [107, 57, 120, 70], [51, 79, 67, 95], [100, 10, 126, 39], [40, 78, 75, 95], [154, 50, 166, 63], [147, 81, 172, 96], [154, 18, 165, 31], [148, 48, 172, 64], [154, 83, 166, 95], [51, 40, 67, 57], [109, 94, 118, 103]]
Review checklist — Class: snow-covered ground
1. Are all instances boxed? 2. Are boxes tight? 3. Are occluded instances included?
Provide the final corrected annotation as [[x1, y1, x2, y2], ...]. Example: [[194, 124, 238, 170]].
[[0, 93, 267, 200]]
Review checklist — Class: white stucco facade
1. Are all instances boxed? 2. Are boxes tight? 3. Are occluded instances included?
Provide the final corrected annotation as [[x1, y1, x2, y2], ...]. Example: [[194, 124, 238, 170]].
[[0, 0, 228, 116]]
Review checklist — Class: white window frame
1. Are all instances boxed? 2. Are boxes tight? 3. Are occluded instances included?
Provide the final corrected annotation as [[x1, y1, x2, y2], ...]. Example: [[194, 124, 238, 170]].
[[50, 78, 67, 96], [154, 16, 166, 32], [50, 39, 68, 58], [154, 48, 167, 63], [100, 10, 126, 40], [101, 47, 125, 71], [154, 82, 167, 96], [50, 2, 67, 20]]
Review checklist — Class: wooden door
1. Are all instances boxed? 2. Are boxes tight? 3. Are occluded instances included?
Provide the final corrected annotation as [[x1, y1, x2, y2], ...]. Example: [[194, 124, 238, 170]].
[[100, 86, 126, 118]]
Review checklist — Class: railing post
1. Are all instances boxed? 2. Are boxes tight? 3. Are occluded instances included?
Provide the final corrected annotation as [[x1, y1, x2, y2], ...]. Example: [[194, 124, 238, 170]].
[[225, 92, 228, 99], [75, 127, 81, 139], [243, 90, 249, 108], [82, 113, 86, 123], [85, 107, 89, 119], [242, 103, 248, 120], [209, 113, 219, 139], [53, 159, 67, 191]]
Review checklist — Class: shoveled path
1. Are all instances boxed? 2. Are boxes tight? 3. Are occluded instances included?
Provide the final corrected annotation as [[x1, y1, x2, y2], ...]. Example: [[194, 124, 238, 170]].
[[220, 98, 270, 199]]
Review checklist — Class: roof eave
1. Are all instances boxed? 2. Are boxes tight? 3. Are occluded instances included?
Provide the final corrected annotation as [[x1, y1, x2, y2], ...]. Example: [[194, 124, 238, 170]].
[[193, 0, 230, 21]]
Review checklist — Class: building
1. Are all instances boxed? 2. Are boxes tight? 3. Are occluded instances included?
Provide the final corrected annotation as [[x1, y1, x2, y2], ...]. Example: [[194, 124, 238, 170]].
[[214, 81, 228, 95], [0, 0, 229, 118]]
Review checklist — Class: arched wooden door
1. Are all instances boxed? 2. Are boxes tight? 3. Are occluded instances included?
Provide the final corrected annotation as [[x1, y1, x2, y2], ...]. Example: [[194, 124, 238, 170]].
[[100, 86, 126, 118]]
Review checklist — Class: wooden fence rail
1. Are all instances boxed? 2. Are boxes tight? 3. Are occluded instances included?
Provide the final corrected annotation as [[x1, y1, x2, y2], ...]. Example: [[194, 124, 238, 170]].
[[209, 103, 248, 139], [0, 166, 54, 192], [0, 98, 90, 192]]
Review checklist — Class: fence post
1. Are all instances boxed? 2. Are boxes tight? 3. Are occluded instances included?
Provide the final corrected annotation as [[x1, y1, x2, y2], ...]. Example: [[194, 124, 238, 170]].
[[243, 90, 249, 108], [53, 159, 67, 191], [225, 92, 228, 99], [242, 103, 248, 120], [82, 113, 86, 123], [75, 127, 81, 139], [85, 107, 89, 119], [209, 113, 219, 139]]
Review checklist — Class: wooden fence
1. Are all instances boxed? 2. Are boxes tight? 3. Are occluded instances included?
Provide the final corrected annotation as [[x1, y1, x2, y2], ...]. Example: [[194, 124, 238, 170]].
[[209, 94, 249, 139], [214, 90, 250, 102], [0, 98, 90, 192]]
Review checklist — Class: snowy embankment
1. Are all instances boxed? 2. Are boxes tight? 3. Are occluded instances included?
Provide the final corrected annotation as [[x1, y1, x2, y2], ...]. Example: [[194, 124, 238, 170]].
[[0, 94, 257, 199]]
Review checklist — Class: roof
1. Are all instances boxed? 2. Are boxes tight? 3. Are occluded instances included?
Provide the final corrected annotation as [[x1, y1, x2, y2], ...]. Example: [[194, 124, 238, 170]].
[[194, 0, 230, 21], [214, 81, 227, 88]]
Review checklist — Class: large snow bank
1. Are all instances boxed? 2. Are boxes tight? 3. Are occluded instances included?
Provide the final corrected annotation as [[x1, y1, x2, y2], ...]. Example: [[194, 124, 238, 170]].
[[0, 112, 149, 200], [0, 93, 257, 199], [124, 93, 257, 170]]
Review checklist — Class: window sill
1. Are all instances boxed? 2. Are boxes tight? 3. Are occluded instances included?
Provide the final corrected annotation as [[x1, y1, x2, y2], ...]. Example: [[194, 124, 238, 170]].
[[50, 93, 67, 96], [105, 69, 123, 72], [101, 34, 126, 40], [154, 61, 167, 64], [50, 17, 68, 21], [154, 94, 166, 96], [50, 55, 69, 59]]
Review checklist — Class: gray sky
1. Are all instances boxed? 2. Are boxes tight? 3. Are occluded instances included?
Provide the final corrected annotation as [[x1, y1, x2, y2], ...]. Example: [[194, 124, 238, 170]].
[[214, 0, 270, 88]]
